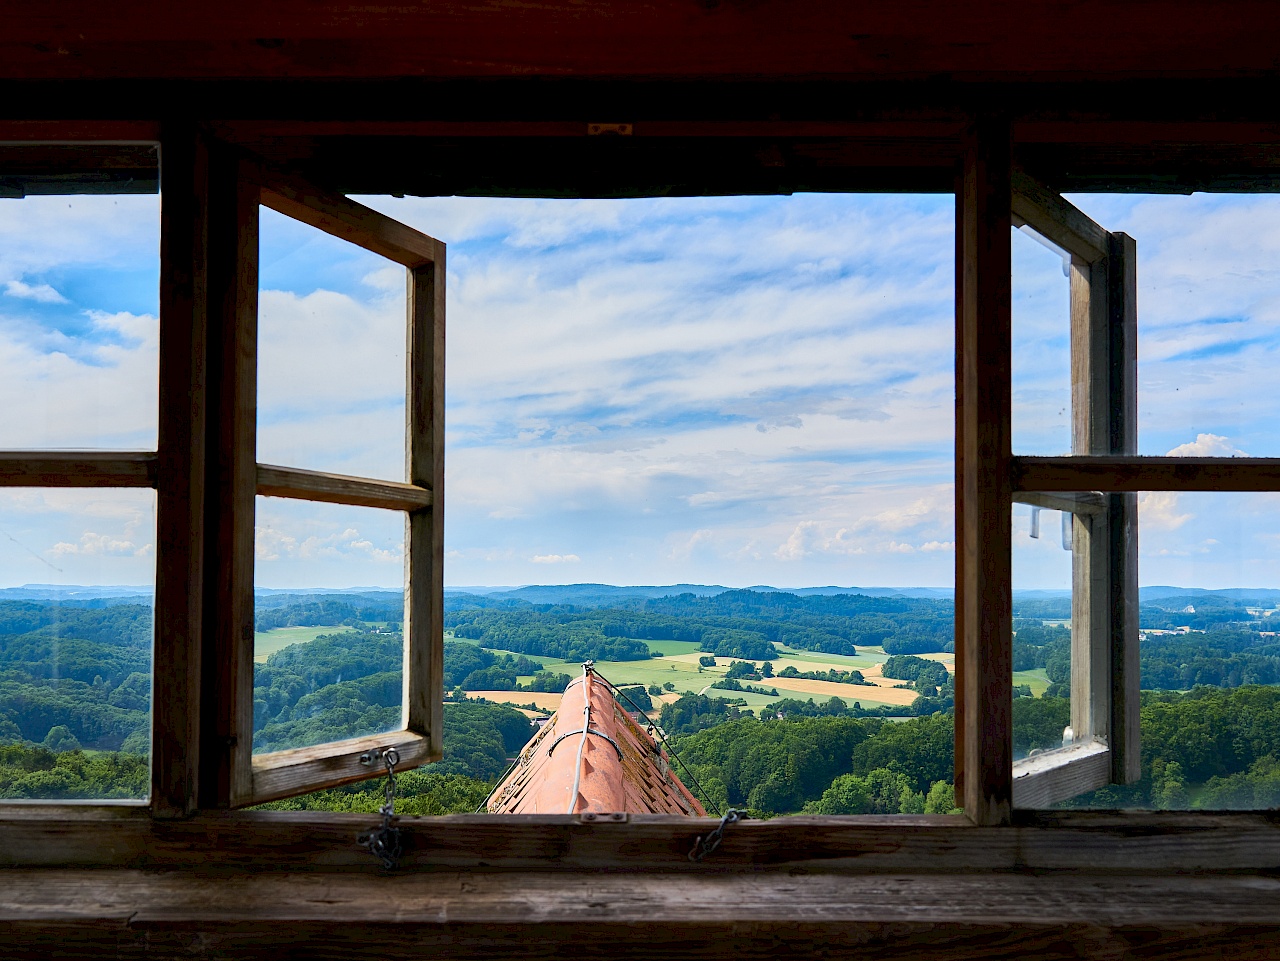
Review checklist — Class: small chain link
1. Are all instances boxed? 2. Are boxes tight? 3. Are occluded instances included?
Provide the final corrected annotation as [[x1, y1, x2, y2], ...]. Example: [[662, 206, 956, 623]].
[[688, 808, 744, 862], [357, 747, 402, 870]]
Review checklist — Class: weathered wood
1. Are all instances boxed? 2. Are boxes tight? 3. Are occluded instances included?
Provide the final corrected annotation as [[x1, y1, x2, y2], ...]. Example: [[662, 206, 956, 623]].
[[257, 180, 440, 268], [0, 452, 156, 486], [952, 165, 965, 810], [201, 157, 260, 809], [2, 868, 1280, 961], [256, 464, 431, 511], [4, 809, 1280, 874], [7, 1, 1280, 83], [1011, 167, 1109, 262], [1012, 740, 1111, 809], [1011, 491, 1105, 515], [405, 260, 445, 755], [151, 122, 209, 817], [957, 116, 1013, 826], [1109, 231, 1141, 784], [249, 731, 433, 804], [1012, 456, 1280, 491], [1068, 208, 1111, 748]]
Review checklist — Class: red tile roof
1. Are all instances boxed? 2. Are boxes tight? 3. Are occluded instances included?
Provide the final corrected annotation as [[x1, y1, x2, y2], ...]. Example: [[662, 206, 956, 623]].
[[485, 667, 707, 816]]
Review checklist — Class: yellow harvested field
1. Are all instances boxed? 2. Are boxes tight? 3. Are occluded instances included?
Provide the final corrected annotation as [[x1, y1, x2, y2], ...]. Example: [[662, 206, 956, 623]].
[[770, 676, 920, 706], [465, 691, 562, 711]]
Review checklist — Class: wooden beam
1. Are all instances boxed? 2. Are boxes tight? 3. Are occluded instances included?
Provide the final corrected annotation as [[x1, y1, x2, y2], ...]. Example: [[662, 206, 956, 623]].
[[1012, 455, 1280, 491], [151, 121, 209, 817], [957, 116, 1014, 826], [1109, 231, 1141, 785], [256, 464, 431, 511], [1012, 740, 1111, 809], [1068, 205, 1111, 749], [6, 2, 1280, 82], [249, 730, 433, 805], [2, 808, 1280, 873], [1011, 491, 1105, 516], [1011, 167, 1109, 263], [2, 867, 1280, 961], [200, 154, 259, 810], [0, 452, 156, 486], [257, 178, 441, 268], [405, 259, 446, 757]]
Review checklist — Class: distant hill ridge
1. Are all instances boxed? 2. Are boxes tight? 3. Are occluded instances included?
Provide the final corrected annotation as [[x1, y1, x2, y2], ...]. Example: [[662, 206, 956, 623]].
[[9, 582, 1280, 608]]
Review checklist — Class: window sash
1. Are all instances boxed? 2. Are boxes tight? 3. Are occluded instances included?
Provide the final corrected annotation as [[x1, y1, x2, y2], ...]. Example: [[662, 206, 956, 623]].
[[210, 165, 446, 808]]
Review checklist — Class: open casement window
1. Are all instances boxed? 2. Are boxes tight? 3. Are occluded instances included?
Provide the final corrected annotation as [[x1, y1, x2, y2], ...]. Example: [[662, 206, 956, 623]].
[[217, 164, 445, 807], [1006, 171, 1140, 807]]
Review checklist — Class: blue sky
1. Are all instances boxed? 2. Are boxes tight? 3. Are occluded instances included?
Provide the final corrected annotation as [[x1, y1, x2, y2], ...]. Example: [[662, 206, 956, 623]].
[[2, 190, 1279, 590]]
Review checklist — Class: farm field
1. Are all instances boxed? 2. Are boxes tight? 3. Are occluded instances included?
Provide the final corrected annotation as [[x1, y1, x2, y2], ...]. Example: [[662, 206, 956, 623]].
[[253, 625, 346, 662], [457, 638, 949, 716]]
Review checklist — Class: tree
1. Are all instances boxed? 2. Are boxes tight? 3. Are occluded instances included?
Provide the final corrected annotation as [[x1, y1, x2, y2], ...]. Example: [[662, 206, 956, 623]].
[[924, 780, 959, 814]]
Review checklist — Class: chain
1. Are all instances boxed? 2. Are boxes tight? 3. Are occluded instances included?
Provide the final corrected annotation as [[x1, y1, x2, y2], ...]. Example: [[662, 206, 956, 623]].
[[357, 747, 402, 870], [688, 808, 745, 862]]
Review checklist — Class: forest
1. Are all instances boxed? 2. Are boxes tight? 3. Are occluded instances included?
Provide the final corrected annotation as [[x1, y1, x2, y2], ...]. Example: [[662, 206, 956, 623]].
[[3, 587, 1280, 811]]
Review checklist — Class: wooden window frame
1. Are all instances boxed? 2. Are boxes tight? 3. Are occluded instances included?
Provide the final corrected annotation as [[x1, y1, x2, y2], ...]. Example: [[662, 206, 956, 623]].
[[1006, 170, 1141, 808], [215, 164, 447, 807], [1, 119, 1278, 863]]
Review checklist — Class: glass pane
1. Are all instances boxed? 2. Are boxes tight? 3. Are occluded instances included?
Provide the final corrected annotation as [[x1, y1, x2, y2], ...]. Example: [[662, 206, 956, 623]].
[[1067, 193, 1280, 458], [257, 206, 407, 480], [1011, 502, 1074, 762], [1062, 491, 1280, 809], [0, 194, 160, 450], [253, 497, 406, 754], [0, 488, 155, 801], [1011, 224, 1072, 456]]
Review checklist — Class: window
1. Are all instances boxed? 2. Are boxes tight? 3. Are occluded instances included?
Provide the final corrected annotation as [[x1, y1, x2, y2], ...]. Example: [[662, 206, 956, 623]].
[[0, 157, 162, 803], [2, 120, 1277, 842], [220, 169, 446, 806], [1007, 171, 1139, 807]]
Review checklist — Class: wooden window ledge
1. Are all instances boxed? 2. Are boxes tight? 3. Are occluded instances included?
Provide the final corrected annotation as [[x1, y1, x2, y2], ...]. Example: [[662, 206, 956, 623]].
[[3, 867, 1280, 959]]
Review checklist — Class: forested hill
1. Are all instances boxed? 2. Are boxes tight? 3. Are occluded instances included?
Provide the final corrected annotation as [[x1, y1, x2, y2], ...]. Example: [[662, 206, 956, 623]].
[[444, 589, 956, 660]]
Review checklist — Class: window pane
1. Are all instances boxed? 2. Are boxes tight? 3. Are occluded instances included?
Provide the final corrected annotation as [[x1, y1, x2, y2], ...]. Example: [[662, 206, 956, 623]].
[[257, 207, 407, 480], [1011, 502, 1074, 761], [1062, 491, 1280, 810], [1068, 194, 1280, 458], [0, 194, 159, 450], [1011, 224, 1072, 456], [0, 488, 155, 801], [253, 497, 405, 754]]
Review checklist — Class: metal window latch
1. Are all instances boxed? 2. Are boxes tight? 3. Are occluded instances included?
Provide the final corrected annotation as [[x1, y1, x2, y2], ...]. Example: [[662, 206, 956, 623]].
[[689, 809, 745, 862], [357, 747, 402, 870]]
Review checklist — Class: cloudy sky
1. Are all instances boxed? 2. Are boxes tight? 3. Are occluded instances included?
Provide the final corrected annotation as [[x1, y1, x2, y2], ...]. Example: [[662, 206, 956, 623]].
[[2, 189, 1279, 591]]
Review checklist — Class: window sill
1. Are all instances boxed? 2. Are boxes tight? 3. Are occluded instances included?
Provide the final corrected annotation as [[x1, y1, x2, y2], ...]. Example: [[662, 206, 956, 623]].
[[3, 865, 1279, 959], [1, 808, 1278, 873]]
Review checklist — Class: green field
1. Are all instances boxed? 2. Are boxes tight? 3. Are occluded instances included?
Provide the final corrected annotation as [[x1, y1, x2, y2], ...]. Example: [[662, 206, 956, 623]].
[[1013, 668, 1051, 696], [254, 625, 347, 662]]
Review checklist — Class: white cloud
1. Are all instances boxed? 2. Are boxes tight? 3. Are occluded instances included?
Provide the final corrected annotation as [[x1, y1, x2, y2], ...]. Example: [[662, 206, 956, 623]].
[[531, 553, 580, 564], [4, 280, 68, 303], [1165, 433, 1247, 457], [48, 531, 148, 557], [775, 521, 822, 561], [1138, 491, 1193, 531]]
